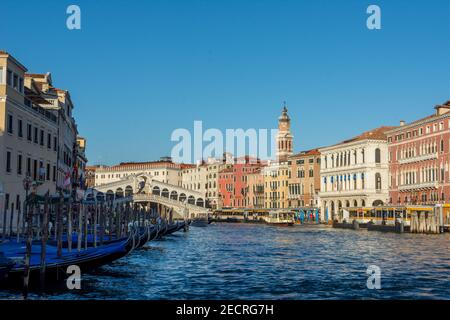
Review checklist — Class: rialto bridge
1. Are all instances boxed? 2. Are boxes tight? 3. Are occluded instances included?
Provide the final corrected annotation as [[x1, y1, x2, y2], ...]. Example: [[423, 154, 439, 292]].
[[86, 173, 209, 219]]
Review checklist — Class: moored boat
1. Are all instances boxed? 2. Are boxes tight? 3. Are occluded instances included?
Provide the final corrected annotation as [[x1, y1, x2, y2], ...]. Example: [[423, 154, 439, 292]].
[[1, 234, 135, 286], [191, 212, 210, 227], [0, 252, 14, 282], [190, 218, 209, 227], [263, 211, 294, 227]]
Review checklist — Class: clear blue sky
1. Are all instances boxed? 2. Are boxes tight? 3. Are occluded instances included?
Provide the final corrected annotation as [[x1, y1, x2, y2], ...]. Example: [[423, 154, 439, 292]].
[[2, 0, 450, 165]]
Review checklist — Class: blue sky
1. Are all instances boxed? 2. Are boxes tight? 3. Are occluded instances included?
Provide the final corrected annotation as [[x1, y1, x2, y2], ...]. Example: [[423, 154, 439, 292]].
[[2, 0, 450, 165]]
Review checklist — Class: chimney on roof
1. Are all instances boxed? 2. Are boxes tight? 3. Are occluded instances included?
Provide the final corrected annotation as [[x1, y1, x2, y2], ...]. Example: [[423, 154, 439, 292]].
[[435, 101, 450, 116], [400, 120, 406, 126]]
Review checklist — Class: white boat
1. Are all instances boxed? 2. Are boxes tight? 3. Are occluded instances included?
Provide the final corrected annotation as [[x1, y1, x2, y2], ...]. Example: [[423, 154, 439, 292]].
[[190, 212, 210, 227], [263, 211, 294, 227]]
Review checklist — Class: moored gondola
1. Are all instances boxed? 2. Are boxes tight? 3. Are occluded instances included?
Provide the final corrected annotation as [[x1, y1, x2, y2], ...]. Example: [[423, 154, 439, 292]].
[[0, 233, 135, 286], [161, 222, 180, 236], [135, 225, 159, 248], [0, 252, 14, 282]]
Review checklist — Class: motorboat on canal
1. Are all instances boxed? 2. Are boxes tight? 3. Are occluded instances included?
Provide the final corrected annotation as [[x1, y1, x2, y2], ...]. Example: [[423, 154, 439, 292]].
[[263, 211, 294, 227], [190, 212, 210, 227]]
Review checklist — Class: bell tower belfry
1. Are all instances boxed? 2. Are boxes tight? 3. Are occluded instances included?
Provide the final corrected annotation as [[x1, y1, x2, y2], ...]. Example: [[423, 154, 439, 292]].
[[276, 103, 293, 162]]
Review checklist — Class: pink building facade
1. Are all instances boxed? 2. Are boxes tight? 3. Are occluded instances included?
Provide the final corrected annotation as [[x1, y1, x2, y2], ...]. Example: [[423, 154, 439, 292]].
[[387, 101, 450, 205]]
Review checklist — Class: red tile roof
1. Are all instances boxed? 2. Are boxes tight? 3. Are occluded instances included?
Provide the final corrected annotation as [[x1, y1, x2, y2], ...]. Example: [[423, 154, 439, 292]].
[[290, 148, 321, 158], [341, 126, 395, 144]]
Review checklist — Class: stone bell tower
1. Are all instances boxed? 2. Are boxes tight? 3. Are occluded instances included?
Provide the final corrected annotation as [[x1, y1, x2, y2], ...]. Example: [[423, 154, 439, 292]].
[[276, 103, 293, 162]]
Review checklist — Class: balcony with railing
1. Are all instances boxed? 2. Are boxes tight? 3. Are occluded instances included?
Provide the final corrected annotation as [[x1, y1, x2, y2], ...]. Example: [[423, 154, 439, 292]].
[[398, 181, 438, 191], [398, 153, 438, 164]]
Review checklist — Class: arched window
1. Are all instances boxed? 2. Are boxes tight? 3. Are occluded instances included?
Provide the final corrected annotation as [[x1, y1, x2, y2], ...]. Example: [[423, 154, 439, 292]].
[[375, 173, 382, 190], [375, 148, 381, 163]]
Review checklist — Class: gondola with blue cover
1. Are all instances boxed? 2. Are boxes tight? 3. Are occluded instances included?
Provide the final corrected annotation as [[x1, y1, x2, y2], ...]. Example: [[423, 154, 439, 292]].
[[0, 252, 14, 281], [0, 232, 135, 285]]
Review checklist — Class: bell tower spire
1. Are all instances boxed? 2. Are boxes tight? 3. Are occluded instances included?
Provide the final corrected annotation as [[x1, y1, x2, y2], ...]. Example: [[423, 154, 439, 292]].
[[276, 102, 293, 162]]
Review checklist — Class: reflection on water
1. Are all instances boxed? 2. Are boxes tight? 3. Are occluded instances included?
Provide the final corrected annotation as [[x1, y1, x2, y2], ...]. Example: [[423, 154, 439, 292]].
[[1, 224, 450, 300]]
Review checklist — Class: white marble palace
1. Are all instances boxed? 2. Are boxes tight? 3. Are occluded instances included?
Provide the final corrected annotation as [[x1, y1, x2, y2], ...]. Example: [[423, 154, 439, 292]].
[[318, 126, 394, 220]]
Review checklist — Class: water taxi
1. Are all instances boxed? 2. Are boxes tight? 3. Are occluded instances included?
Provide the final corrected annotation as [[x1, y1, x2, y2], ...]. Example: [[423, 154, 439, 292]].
[[263, 211, 294, 227]]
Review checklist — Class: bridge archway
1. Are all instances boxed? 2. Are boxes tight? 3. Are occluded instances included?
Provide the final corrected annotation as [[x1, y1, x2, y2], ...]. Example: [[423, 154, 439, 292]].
[[188, 195, 195, 205], [106, 190, 114, 201], [161, 188, 169, 198], [170, 191, 178, 200], [196, 198, 204, 207], [152, 186, 161, 196], [116, 187, 124, 198], [86, 192, 95, 202], [125, 185, 133, 197], [179, 193, 187, 203], [96, 192, 105, 202]]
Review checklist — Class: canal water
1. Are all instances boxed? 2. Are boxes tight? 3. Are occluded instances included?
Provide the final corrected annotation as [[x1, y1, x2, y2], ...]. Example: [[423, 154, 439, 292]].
[[1, 223, 450, 299]]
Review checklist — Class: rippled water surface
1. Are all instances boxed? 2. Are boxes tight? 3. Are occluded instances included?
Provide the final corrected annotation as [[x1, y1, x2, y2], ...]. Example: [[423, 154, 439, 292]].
[[1, 223, 450, 299]]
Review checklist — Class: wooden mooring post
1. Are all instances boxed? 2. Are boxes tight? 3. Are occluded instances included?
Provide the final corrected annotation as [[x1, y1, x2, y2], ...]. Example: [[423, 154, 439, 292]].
[[40, 192, 50, 288], [77, 203, 83, 252], [22, 196, 34, 298], [67, 199, 73, 252], [410, 208, 441, 234]]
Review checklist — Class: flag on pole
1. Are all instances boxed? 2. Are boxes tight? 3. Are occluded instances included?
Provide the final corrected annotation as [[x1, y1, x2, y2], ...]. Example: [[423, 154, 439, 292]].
[[63, 171, 71, 189]]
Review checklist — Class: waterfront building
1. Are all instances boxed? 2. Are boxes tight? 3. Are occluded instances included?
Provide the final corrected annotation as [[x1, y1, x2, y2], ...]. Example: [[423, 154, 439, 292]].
[[259, 105, 294, 209], [94, 157, 186, 188], [287, 149, 321, 208], [262, 160, 290, 209], [246, 168, 265, 209], [218, 156, 263, 208], [180, 161, 207, 196], [75, 136, 88, 191], [319, 126, 394, 220], [204, 158, 233, 209], [85, 165, 99, 189], [218, 167, 234, 208], [181, 154, 234, 209], [387, 101, 450, 205], [24, 73, 78, 191], [0, 51, 59, 230]]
